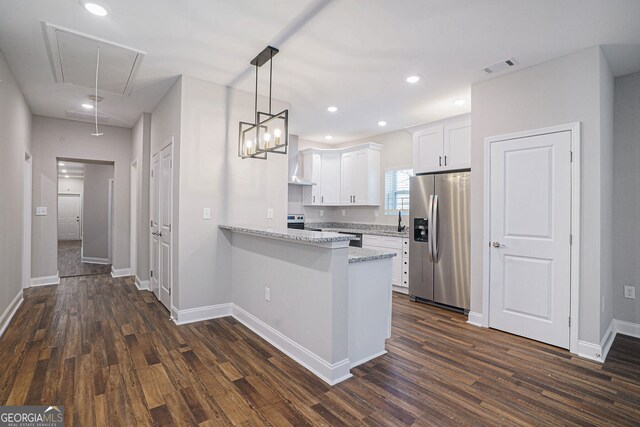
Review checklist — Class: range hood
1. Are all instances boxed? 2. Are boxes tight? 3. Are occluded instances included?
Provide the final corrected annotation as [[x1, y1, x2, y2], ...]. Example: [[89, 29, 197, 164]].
[[288, 134, 315, 186]]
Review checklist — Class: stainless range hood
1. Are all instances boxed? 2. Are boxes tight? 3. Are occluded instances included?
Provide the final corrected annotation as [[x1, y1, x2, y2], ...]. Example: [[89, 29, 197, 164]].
[[288, 134, 315, 186]]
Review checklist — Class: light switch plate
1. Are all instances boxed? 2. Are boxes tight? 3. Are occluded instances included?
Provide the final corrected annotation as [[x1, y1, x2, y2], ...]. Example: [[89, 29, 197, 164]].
[[202, 208, 211, 220], [267, 208, 274, 219], [35, 207, 47, 216], [342, 209, 346, 216], [320, 210, 324, 216], [264, 287, 271, 301]]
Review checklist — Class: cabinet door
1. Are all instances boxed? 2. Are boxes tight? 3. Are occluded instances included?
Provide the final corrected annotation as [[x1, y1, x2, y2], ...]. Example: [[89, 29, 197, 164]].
[[413, 125, 444, 173], [311, 154, 322, 204], [353, 150, 369, 204], [443, 123, 470, 170], [321, 152, 341, 205], [340, 152, 354, 204]]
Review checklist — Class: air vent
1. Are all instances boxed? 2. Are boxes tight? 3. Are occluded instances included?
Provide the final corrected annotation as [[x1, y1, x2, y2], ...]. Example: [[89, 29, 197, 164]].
[[65, 110, 110, 124], [483, 58, 519, 74], [43, 23, 145, 96]]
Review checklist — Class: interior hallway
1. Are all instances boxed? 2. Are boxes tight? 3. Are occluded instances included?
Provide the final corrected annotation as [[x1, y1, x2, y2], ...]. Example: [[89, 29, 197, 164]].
[[57, 240, 111, 278], [0, 275, 638, 426]]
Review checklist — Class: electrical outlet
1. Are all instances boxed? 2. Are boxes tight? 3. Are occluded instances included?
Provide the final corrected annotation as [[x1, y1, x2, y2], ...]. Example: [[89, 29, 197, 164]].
[[624, 286, 636, 299], [264, 287, 271, 301], [374, 209, 379, 217], [320, 210, 324, 216], [35, 207, 47, 216], [202, 208, 211, 220], [267, 208, 274, 219], [342, 209, 346, 216]]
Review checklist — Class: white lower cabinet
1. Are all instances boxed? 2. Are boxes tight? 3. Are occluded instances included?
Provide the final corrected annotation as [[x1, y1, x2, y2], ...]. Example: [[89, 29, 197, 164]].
[[362, 235, 409, 293]]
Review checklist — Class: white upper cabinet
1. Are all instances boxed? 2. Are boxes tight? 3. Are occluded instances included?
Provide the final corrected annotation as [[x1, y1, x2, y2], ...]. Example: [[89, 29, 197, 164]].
[[412, 115, 471, 174], [301, 143, 382, 206]]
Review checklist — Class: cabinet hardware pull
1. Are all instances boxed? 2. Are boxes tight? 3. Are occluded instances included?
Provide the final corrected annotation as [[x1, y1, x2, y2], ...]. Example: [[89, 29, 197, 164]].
[[439, 156, 442, 167], [444, 155, 448, 166]]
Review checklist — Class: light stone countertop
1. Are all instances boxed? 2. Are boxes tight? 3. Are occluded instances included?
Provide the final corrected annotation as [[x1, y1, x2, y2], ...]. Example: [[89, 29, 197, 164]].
[[219, 225, 356, 244], [348, 247, 397, 263], [318, 227, 409, 239]]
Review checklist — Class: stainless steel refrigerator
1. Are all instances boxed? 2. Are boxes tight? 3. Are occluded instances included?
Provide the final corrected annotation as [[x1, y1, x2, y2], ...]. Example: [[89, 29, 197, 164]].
[[409, 171, 470, 311]]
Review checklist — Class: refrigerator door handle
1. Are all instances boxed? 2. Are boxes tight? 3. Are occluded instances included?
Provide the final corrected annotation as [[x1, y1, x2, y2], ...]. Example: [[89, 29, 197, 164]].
[[432, 194, 439, 262], [427, 195, 434, 262]]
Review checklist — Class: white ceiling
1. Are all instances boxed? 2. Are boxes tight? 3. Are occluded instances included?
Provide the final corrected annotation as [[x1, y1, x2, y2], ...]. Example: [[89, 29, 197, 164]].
[[1, 0, 639, 143]]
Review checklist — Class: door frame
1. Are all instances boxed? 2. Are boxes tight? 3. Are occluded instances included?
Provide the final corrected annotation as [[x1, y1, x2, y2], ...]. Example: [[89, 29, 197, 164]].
[[23, 152, 32, 289], [130, 160, 138, 277], [108, 178, 114, 263], [482, 122, 581, 354]]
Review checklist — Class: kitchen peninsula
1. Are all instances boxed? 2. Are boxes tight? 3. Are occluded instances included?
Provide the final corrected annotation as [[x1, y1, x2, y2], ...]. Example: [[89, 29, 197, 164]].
[[219, 225, 395, 385]]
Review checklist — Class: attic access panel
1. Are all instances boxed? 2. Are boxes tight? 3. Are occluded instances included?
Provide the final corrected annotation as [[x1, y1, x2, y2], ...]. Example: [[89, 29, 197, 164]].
[[43, 23, 145, 96]]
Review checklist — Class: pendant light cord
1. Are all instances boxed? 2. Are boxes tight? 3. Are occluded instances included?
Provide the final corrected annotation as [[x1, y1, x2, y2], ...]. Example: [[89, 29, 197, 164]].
[[269, 49, 273, 114], [92, 48, 103, 136]]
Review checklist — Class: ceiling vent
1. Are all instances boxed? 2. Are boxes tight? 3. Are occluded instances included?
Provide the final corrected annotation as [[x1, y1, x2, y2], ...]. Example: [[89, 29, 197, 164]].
[[483, 58, 519, 74], [65, 110, 110, 124], [42, 23, 145, 96]]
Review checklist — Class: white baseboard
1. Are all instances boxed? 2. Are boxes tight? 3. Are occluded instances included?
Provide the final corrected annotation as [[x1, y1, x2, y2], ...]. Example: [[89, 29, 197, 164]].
[[0, 290, 23, 337], [350, 350, 387, 369], [135, 276, 150, 291], [30, 273, 60, 287], [173, 303, 233, 325], [232, 304, 352, 386], [467, 311, 485, 327], [599, 319, 617, 362], [392, 286, 409, 295], [615, 319, 640, 339], [111, 267, 132, 278], [81, 257, 110, 265], [577, 340, 604, 362]]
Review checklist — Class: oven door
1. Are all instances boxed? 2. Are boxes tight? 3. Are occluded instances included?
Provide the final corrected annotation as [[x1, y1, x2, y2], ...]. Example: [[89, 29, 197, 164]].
[[287, 222, 305, 230]]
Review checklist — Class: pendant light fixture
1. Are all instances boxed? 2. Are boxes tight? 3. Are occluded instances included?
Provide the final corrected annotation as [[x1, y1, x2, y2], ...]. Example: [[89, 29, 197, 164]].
[[91, 47, 103, 136], [238, 46, 289, 159]]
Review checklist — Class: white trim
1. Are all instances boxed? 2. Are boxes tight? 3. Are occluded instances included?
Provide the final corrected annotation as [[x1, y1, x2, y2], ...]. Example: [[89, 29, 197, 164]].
[[23, 152, 32, 290], [599, 318, 616, 362], [615, 319, 640, 339], [350, 350, 387, 369], [81, 256, 110, 265], [135, 276, 149, 291], [111, 267, 132, 278], [467, 311, 485, 327], [232, 304, 352, 385], [108, 178, 114, 264], [172, 303, 233, 325], [577, 340, 604, 362], [482, 122, 581, 354], [130, 159, 138, 278], [392, 286, 409, 295], [31, 274, 60, 287], [0, 290, 24, 337]]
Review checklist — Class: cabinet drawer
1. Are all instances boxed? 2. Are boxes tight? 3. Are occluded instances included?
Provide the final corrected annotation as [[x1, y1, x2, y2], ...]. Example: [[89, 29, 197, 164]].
[[402, 239, 409, 258], [362, 234, 402, 249], [401, 263, 410, 288]]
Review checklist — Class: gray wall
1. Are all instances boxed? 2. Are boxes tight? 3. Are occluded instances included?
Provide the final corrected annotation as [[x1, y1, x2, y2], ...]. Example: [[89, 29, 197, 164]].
[[613, 71, 640, 325], [0, 48, 31, 320], [31, 116, 132, 277], [470, 47, 612, 344], [82, 163, 114, 260], [131, 113, 151, 282]]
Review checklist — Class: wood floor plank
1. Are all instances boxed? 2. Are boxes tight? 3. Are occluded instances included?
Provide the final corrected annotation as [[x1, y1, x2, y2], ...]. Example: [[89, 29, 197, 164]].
[[1, 276, 640, 426]]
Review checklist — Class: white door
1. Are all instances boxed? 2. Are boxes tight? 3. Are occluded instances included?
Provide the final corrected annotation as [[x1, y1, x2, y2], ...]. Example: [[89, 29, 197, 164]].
[[321, 152, 340, 205], [57, 194, 81, 240], [340, 152, 354, 204], [159, 144, 173, 309], [150, 153, 160, 298], [413, 125, 443, 173], [489, 130, 572, 348]]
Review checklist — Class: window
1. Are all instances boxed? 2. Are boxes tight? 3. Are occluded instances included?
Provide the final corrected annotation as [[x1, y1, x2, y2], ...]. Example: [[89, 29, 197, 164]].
[[385, 168, 413, 215]]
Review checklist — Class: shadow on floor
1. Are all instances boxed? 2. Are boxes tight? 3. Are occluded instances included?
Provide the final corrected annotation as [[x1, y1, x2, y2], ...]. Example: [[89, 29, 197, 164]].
[[58, 240, 111, 278]]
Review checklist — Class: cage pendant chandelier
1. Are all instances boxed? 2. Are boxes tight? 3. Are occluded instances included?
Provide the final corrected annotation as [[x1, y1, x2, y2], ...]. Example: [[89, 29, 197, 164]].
[[238, 46, 289, 159]]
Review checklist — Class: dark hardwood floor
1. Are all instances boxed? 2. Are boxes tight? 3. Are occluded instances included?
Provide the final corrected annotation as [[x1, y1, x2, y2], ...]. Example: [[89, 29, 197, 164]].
[[58, 240, 111, 278], [1, 275, 639, 426]]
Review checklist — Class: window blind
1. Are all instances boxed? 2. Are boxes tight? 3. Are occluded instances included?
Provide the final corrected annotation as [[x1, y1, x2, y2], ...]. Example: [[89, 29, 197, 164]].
[[384, 168, 413, 214]]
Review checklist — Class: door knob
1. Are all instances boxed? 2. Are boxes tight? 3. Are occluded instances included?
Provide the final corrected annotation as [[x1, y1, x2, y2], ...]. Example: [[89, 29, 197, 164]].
[[492, 241, 502, 248]]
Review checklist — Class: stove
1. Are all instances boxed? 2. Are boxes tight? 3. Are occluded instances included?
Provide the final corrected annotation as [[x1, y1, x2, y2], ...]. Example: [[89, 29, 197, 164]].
[[286, 214, 305, 230]]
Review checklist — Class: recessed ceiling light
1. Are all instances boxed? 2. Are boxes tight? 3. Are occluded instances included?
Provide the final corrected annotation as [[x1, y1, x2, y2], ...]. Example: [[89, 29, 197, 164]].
[[83, 2, 108, 16], [82, 103, 94, 109], [453, 98, 467, 106], [406, 75, 421, 84], [325, 135, 333, 140], [378, 121, 387, 127], [327, 106, 338, 113], [61, 169, 68, 173]]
